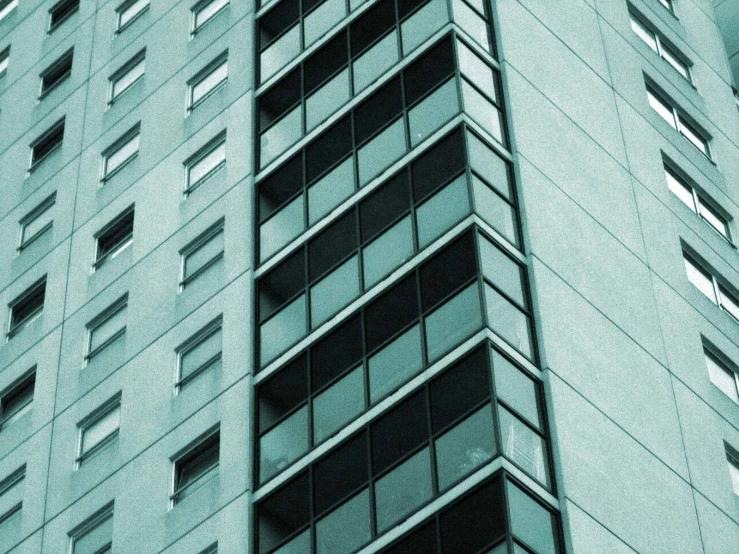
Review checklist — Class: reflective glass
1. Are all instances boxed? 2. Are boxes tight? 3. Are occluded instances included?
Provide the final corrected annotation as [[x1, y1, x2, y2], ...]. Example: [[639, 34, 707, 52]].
[[363, 215, 414, 287], [479, 236, 525, 306], [678, 119, 708, 155], [304, 0, 346, 48], [662, 46, 689, 79], [310, 256, 360, 326], [112, 57, 144, 99], [73, 515, 113, 554], [105, 134, 139, 176], [194, 0, 228, 30], [400, 0, 449, 55], [462, 80, 504, 143], [472, 175, 518, 246], [452, 0, 489, 51], [315, 489, 371, 554], [485, 284, 533, 359], [260, 25, 301, 83], [180, 327, 222, 383], [684, 257, 717, 303], [467, 132, 512, 199], [313, 366, 365, 443], [369, 324, 423, 403], [499, 407, 548, 487], [89, 305, 126, 353], [425, 283, 483, 361], [260, 294, 306, 365], [719, 287, 739, 322], [260, 406, 309, 481], [697, 200, 730, 239], [435, 404, 496, 490], [409, 79, 459, 147], [308, 157, 355, 224], [273, 529, 310, 554], [507, 482, 558, 554], [353, 31, 399, 93], [493, 350, 540, 428], [306, 69, 350, 132], [458, 41, 497, 101], [81, 406, 120, 455], [729, 456, 739, 496], [647, 90, 676, 128], [21, 199, 55, 247], [357, 118, 406, 185], [119, 0, 148, 28], [261, 106, 302, 168], [183, 229, 224, 281], [706, 352, 738, 403], [665, 169, 696, 211], [416, 174, 469, 247], [188, 141, 226, 191], [260, 195, 304, 262], [191, 60, 227, 106], [374, 448, 433, 532], [630, 17, 657, 51]]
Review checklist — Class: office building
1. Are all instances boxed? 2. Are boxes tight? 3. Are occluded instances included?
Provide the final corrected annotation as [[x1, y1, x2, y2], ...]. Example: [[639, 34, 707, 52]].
[[1, 0, 738, 552]]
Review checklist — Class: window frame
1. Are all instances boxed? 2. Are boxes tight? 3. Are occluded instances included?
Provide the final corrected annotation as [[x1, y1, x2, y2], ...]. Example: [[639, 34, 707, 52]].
[[68, 503, 114, 554], [0, 47, 9, 77], [93, 206, 135, 270], [171, 428, 220, 506], [115, 0, 149, 32], [629, 10, 691, 82], [48, 0, 79, 33], [187, 51, 228, 111], [76, 397, 121, 467], [191, 0, 229, 35], [39, 48, 74, 99], [175, 315, 223, 392], [8, 276, 46, 338], [647, 84, 710, 158], [657, 0, 675, 15], [29, 118, 65, 171], [0, 0, 18, 23], [184, 131, 227, 196], [18, 192, 56, 251], [101, 124, 140, 181], [180, 219, 225, 289], [684, 250, 739, 323], [86, 295, 128, 363], [108, 49, 146, 104], [704, 344, 739, 403], [0, 370, 35, 431]]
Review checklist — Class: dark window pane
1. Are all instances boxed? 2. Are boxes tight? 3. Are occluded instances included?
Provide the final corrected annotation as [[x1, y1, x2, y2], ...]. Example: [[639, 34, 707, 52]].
[[259, 0, 300, 49], [259, 249, 306, 321], [382, 522, 438, 554], [371, 390, 428, 473], [440, 478, 506, 554], [259, 355, 308, 432], [258, 472, 310, 554], [302, 0, 325, 14], [420, 231, 476, 312], [259, 69, 302, 130], [430, 347, 490, 433], [306, 116, 352, 184], [259, 154, 303, 221], [404, 37, 455, 106], [412, 127, 466, 204], [365, 274, 419, 352], [305, 32, 349, 94], [354, 77, 403, 145], [398, 0, 433, 19], [313, 433, 368, 515], [311, 315, 363, 391], [350, 0, 396, 56], [360, 170, 410, 243], [309, 211, 357, 282]]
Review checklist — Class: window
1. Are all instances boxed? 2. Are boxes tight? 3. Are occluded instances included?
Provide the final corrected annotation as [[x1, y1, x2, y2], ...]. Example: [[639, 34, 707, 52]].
[[30, 118, 65, 169], [116, 0, 149, 31], [647, 85, 710, 157], [728, 448, 739, 497], [192, 0, 229, 34], [109, 50, 145, 103], [0, 371, 35, 431], [630, 11, 690, 81], [176, 316, 223, 391], [665, 165, 731, 241], [705, 346, 739, 403], [684, 251, 739, 322], [40, 48, 73, 97], [18, 192, 56, 251], [0, 47, 9, 77], [86, 295, 127, 362], [180, 220, 224, 288], [184, 131, 226, 195], [48, 0, 79, 31], [198, 543, 218, 554], [0, 466, 24, 551], [188, 52, 228, 110], [0, 0, 17, 22], [77, 398, 121, 465], [8, 277, 46, 337], [102, 124, 140, 180], [172, 429, 220, 505], [69, 504, 114, 554], [658, 0, 674, 14], [94, 207, 134, 269]]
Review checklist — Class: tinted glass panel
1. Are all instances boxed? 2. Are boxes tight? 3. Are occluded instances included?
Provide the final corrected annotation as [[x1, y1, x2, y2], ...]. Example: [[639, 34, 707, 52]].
[[371, 391, 428, 473]]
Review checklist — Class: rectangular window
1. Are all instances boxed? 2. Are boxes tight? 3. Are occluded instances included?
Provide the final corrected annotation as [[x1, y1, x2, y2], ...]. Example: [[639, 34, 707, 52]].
[[192, 0, 229, 34], [69, 504, 114, 554], [180, 221, 224, 288], [198, 543, 218, 554], [109, 50, 145, 103], [0, 47, 9, 77], [0, 0, 17, 22], [40, 48, 73, 97], [77, 399, 121, 465], [116, 0, 149, 31], [30, 118, 65, 169], [94, 207, 134, 269], [665, 165, 731, 241], [684, 251, 739, 323], [184, 131, 226, 195], [630, 11, 690, 81], [0, 466, 24, 546], [658, 0, 674, 13], [48, 0, 79, 31], [8, 277, 46, 337], [188, 52, 228, 109], [728, 449, 739, 497], [102, 124, 140, 181], [0, 371, 34, 431], [18, 192, 56, 251], [86, 295, 127, 361], [705, 346, 739, 403], [172, 429, 220, 505], [176, 317, 222, 391], [647, 85, 710, 157]]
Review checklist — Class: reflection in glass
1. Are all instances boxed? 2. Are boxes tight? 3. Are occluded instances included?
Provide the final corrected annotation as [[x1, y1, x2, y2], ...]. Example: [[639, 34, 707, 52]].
[[260, 195, 304, 262], [260, 294, 306, 365], [308, 157, 355, 224], [425, 283, 482, 361], [313, 366, 366, 443], [401, 0, 449, 55], [499, 406, 548, 487], [353, 31, 399, 93], [416, 174, 469, 248], [315, 489, 371, 554], [409, 79, 459, 147], [358, 118, 406, 185], [363, 216, 414, 287], [375, 448, 433, 532], [260, 406, 309, 482], [485, 284, 533, 359], [369, 325, 423, 402], [310, 256, 360, 326]]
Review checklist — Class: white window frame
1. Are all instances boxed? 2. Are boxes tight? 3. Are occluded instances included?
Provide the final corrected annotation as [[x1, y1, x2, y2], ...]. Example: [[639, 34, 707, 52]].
[[184, 131, 226, 196], [180, 220, 225, 289], [76, 397, 121, 467], [630, 11, 691, 82], [0, 0, 18, 23], [108, 50, 145, 104], [18, 192, 56, 251], [8, 276, 46, 338], [170, 427, 220, 507], [69, 503, 114, 554], [684, 251, 739, 323], [705, 344, 739, 403], [86, 295, 128, 363], [188, 51, 228, 111], [94, 207, 135, 270], [191, 0, 229, 35], [0, 47, 10, 78], [647, 85, 710, 158], [0, 370, 35, 431], [101, 124, 140, 181], [175, 316, 223, 392], [658, 0, 674, 14], [115, 0, 149, 32]]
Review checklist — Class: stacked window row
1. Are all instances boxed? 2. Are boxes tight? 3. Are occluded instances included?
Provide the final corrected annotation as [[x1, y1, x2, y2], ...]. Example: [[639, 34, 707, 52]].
[[684, 250, 739, 323], [257, 0, 497, 168], [256, 0, 492, 85], [257, 343, 553, 554], [258, 229, 540, 483], [258, 33, 506, 262], [258, 123, 518, 364]]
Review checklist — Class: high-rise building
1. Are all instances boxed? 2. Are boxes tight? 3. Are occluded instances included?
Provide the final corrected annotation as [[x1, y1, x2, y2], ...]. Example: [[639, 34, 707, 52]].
[[1, 0, 738, 552]]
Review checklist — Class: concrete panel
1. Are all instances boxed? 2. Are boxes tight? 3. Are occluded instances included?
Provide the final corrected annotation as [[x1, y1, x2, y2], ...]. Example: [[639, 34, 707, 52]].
[[564, 499, 638, 554], [695, 492, 739, 554]]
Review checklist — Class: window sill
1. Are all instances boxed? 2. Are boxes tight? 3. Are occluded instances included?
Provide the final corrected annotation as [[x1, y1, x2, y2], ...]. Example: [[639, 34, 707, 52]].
[[187, 79, 228, 114], [76, 430, 119, 468], [184, 162, 225, 198], [180, 252, 224, 290], [28, 145, 62, 175], [100, 152, 139, 184], [170, 464, 219, 506], [85, 328, 126, 364], [17, 223, 53, 253]]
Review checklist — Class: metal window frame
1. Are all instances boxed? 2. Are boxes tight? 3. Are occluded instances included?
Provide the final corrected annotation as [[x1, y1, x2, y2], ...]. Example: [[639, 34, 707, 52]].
[[629, 9, 691, 82], [683, 248, 739, 323], [646, 82, 710, 158], [7, 276, 46, 338], [85, 294, 128, 362], [191, 0, 230, 35], [76, 396, 122, 467], [184, 130, 227, 196], [29, 117, 65, 171], [175, 315, 224, 391], [115, 0, 150, 33], [108, 49, 146, 104], [0, 369, 35, 431], [39, 48, 74, 99], [101, 123, 141, 181], [18, 192, 57, 251], [93, 206, 135, 270], [68, 502, 114, 554], [180, 219, 226, 289], [187, 50, 228, 111], [170, 426, 221, 507], [48, 0, 79, 33]]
